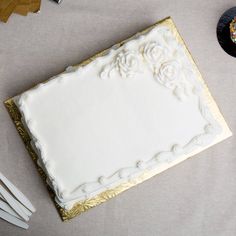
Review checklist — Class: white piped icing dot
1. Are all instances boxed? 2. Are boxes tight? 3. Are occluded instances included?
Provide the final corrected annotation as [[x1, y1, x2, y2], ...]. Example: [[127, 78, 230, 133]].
[[192, 84, 202, 95], [22, 93, 29, 101], [57, 76, 67, 83], [36, 83, 44, 90], [19, 93, 30, 106], [204, 124, 214, 134], [172, 144, 183, 155], [136, 160, 146, 169], [44, 161, 52, 169], [65, 66, 74, 72], [51, 179, 59, 191], [26, 119, 34, 127], [61, 190, 69, 199], [35, 141, 41, 149], [98, 176, 106, 185], [82, 185, 88, 193], [119, 169, 128, 178], [154, 153, 161, 162], [100, 67, 110, 80], [40, 149, 48, 162], [17, 98, 24, 107], [192, 135, 204, 146]]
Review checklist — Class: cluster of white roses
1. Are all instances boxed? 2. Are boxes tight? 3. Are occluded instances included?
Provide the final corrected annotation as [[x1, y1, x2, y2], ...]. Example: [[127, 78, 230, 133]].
[[100, 41, 193, 100], [142, 42, 181, 89]]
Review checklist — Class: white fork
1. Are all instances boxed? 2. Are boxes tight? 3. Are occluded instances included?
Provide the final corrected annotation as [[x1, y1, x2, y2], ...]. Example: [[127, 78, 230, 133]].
[[0, 172, 36, 213], [0, 191, 31, 218], [0, 209, 29, 229], [0, 187, 29, 221], [0, 199, 21, 219]]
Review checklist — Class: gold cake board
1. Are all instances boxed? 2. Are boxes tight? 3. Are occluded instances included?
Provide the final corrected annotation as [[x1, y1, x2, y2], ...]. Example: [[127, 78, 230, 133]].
[[4, 17, 232, 221], [0, 0, 41, 23]]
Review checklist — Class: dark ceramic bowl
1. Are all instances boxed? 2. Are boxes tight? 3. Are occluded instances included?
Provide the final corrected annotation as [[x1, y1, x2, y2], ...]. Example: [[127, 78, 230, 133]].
[[217, 7, 236, 57]]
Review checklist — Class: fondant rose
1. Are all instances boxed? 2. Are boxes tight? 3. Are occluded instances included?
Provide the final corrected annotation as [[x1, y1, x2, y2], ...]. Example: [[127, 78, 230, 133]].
[[142, 42, 167, 65], [156, 60, 180, 88], [115, 50, 139, 78]]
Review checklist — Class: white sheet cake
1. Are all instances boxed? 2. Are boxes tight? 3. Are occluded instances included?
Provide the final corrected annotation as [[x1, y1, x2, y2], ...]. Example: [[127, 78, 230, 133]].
[[11, 18, 232, 215]]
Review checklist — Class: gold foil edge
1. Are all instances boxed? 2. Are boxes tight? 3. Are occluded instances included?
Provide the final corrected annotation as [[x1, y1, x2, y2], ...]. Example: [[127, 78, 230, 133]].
[[4, 17, 232, 221]]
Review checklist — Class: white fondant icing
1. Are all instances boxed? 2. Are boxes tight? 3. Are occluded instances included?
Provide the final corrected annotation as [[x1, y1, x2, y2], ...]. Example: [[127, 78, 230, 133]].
[[13, 24, 224, 210]]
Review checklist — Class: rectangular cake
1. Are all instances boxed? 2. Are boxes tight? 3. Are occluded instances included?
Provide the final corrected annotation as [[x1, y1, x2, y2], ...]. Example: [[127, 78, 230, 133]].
[[5, 17, 232, 220]]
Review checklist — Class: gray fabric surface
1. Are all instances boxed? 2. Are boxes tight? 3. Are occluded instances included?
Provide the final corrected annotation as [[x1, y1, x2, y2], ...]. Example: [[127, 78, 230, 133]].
[[0, 0, 235, 235]]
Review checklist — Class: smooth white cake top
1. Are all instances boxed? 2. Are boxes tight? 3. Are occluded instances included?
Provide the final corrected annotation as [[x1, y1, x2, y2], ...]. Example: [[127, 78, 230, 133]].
[[14, 24, 225, 210]]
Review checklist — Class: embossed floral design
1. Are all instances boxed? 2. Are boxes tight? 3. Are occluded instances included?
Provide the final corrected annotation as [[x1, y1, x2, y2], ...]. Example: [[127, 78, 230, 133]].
[[154, 60, 194, 101], [156, 60, 180, 89], [100, 40, 194, 101], [100, 50, 140, 79], [140, 42, 192, 100], [141, 42, 167, 66], [116, 50, 140, 78]]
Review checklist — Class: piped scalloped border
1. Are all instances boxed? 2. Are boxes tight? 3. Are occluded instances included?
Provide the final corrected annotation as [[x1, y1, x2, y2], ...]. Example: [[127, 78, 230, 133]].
[[4, 17, 232, 221]]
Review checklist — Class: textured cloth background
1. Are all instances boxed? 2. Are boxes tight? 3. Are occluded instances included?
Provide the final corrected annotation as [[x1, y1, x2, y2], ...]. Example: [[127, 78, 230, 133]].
[[0, 1, 235, 235]]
